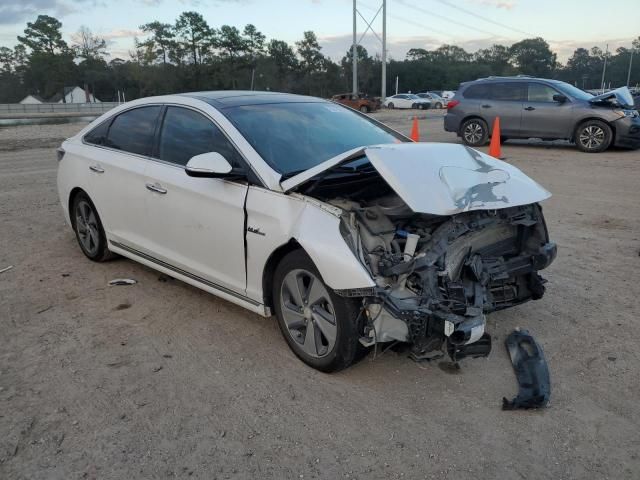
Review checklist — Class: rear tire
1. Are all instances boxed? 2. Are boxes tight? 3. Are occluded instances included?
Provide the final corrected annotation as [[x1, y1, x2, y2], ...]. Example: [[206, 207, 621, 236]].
[[575, 120, 612, 153], [71, 191, 114, 262], [460, 118, 489, 146], [272, 250, 366, 372]]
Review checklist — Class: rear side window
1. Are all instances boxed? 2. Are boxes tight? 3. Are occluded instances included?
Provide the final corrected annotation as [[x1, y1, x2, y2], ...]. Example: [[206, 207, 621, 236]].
[[84, 120, 110, 145], [463, 84, 490, 99], [528, 83, 559, 102], [491, 82, 526, 101], [107, 106, 162, 156], [158, 106, 243, 167]]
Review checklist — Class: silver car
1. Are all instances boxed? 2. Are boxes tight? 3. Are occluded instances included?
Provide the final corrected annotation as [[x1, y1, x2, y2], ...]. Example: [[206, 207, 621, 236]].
[[444, 76, 640, 153]]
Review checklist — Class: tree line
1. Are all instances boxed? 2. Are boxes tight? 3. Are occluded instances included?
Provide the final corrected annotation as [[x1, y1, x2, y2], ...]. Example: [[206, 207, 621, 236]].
[[0, 13, 638, 103]]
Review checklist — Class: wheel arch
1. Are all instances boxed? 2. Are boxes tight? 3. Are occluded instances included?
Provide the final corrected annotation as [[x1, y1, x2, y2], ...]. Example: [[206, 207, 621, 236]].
[[262, 239, 304, 310], [572, 117, 616, 142], [458, 115, 489, 135], [68, 187, 87, 227]]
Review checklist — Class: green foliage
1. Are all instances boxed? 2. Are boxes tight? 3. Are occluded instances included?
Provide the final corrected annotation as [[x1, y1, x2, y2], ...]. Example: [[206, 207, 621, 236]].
[[1, 13, 638, 104], [17, 15, 68, 55]]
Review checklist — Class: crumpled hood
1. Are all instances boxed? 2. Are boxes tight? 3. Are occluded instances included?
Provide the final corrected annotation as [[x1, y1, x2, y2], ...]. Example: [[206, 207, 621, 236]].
[[589, 86, 635, 108], [281, 143, 551, 216]]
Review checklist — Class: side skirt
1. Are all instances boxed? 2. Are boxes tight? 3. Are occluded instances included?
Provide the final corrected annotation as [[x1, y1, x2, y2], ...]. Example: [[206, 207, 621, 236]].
[[109, 240, 271, 317]]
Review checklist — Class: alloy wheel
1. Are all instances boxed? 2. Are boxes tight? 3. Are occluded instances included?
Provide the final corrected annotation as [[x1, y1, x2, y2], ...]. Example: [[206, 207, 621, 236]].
[[579, 125, 605, 150], [280, 269, 337, 358], [463, 122, 484, 144], [75, 200, 100, 256]]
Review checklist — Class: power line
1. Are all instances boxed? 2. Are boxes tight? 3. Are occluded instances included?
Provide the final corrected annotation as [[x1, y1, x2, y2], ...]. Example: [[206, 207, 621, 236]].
[[395, 0, 499, 38], [359, 2, 456, 39], [433, 0, 534, 37]]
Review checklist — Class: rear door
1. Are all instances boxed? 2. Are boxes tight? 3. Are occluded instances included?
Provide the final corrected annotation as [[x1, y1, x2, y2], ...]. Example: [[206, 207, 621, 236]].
[[83, 105, 162, 250], [485, 82, 525, 136], [520, 82, 574, 139], [143, 105, 249, 294]]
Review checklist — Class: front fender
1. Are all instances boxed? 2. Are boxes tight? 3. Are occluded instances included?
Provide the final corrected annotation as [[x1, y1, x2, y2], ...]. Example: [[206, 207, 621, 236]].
[[245, 187, 374, 305], [291, 202, 375, 290]]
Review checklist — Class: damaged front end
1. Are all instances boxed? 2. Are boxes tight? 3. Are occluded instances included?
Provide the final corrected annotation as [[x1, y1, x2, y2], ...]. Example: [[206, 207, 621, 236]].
[[336, 199, 555, 361], [286, 143, 557, 362]]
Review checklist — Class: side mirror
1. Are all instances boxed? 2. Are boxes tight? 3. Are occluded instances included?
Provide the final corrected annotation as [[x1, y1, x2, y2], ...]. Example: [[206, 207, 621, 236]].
[[553, 94, 567, 103], [185, 152, 233, 178]]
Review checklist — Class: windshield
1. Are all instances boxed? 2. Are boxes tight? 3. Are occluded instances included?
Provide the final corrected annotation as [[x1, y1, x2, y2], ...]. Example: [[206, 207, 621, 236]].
[[552, 81, 594, 101], [222, 102, 406, 175]]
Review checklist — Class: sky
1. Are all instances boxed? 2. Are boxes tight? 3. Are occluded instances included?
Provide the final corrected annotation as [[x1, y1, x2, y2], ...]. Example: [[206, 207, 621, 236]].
[[0, 0, 638, 62]]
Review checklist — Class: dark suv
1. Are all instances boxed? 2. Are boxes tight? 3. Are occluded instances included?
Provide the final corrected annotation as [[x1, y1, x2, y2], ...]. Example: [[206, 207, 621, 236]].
[[444, 76, 640, 153]]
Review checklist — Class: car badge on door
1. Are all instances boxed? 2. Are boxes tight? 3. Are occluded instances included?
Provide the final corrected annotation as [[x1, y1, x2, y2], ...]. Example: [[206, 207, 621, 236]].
[[247, 226, 266, 236]]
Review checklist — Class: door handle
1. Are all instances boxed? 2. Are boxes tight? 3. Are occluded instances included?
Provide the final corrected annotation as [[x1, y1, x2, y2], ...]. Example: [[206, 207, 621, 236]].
[[145, 183, 167, 194], [524, 106, 536, 111], [89, 165, 105, 173], [481, 104, 492, 108]]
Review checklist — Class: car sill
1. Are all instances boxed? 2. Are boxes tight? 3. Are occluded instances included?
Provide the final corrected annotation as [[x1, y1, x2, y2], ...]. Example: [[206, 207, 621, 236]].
[[109, 240, 269, 315]]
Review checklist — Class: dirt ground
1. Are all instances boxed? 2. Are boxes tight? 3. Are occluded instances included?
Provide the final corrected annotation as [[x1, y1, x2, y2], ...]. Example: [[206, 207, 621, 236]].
[[1, 109, 639, 479]]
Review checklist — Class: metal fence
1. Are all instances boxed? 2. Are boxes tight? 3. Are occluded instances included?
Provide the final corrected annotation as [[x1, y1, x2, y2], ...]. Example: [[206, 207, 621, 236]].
[[0, 102, 120, 114]]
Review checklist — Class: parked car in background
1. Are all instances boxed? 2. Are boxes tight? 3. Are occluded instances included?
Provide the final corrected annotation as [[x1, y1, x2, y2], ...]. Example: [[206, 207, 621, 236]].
[[56, 91, 556, 372], [416, 92, 447, 108], [383, 94, 431, 109], [440, 91, 456, 100], [331, 93, 380, 113], [444, 76, 640, 153]]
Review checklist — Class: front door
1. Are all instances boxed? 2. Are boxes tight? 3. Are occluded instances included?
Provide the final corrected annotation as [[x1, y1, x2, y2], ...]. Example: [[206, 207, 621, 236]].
[[520, 82, 575, 139], [143, 106, 248, 294]]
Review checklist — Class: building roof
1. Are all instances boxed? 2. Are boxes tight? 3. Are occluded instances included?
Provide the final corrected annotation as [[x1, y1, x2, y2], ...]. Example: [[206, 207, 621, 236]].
[[181, 91, 325, 108], [21, 94, 46, 103]]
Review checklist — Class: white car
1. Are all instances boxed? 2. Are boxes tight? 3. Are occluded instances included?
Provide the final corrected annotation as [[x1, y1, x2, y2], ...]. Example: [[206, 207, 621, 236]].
[[57, 91, 556, 372], [383, 94, 431, 110]]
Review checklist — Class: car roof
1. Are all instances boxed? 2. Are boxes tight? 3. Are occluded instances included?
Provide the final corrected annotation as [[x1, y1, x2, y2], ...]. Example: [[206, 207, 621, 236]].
[[180, 91, 326, 108]]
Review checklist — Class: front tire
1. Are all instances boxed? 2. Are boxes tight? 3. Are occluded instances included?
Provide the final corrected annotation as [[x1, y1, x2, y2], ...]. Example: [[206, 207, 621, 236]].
[[434, 102, 443, 109], [575, 120, 612, 153], [272, 250, 365, 372], [71, 191, 114, 262], [359, 105, 369, 113], [387, 102, 394, 109], [460, 118, 489, 146]]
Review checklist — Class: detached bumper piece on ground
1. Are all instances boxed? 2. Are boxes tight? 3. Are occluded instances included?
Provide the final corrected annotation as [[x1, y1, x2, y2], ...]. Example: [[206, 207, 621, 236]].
[[502, 329, 551, 410]]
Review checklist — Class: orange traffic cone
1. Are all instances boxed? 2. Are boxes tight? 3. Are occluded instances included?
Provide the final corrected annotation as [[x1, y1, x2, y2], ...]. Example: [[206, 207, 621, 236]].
[[410, 116, 420, 142], [489, 117, 502, 158]]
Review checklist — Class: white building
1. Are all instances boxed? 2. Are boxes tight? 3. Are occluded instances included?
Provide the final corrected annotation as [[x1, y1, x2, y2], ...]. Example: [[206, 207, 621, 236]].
[[50, 86, 101, 104]]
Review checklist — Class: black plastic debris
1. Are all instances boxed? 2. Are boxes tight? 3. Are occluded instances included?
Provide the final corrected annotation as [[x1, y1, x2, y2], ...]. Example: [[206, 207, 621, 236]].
[[447, 333, 492, 361], [502, 329, 550, 410]]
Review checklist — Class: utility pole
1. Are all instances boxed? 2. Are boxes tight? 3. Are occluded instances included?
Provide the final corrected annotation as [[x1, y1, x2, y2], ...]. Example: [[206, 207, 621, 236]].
[[627, 48, 634, 87], [381, 0, 387, 101], [600, 43, 608, 93], [351, 1, 386, 99], [352, 0, 358, 96]]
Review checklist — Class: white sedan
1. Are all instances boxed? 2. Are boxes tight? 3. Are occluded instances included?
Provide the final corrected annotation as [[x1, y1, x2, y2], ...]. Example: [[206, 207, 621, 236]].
[[57, 91, 556, 372], [383, 94, 431, 109]]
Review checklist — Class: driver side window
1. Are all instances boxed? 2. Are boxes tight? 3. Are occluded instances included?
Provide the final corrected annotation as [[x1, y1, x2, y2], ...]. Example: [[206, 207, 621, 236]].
[[528, 83, 560, 103], [158, 106, 243, 168]]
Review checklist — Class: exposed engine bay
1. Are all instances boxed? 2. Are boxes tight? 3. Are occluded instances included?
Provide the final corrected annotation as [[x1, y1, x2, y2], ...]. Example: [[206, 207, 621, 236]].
[[328, 192, 557, 361]]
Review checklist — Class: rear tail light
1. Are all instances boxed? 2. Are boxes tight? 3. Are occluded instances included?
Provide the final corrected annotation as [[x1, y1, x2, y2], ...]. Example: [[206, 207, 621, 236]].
[[447, 100, 460, 110]]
